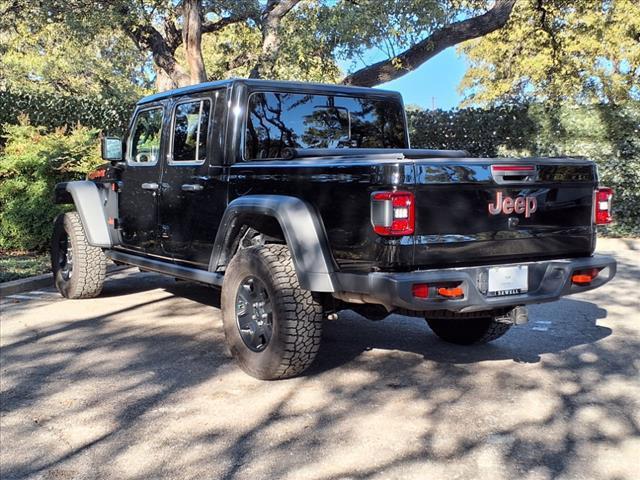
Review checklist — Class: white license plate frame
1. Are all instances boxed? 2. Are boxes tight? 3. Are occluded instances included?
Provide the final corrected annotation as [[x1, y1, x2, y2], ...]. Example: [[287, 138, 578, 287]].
[[488, 265, 528, 296]]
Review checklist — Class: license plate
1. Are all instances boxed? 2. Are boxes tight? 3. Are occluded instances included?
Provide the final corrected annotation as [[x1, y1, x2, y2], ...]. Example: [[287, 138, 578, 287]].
[[488, 265, 528, 296]]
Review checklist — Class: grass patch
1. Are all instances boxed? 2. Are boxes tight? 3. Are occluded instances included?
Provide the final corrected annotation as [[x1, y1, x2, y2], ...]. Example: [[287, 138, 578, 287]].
[[0, 251, 50, 283]]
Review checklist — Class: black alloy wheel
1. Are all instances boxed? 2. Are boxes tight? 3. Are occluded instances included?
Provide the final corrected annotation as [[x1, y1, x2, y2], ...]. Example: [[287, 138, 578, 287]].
[[235, 276, 274, 352], [220, 244, 324, 380]]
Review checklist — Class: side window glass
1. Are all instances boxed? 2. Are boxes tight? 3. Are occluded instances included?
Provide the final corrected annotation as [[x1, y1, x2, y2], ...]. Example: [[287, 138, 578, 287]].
[[129, 107, 163, 165], [171, 100, 211, 164]]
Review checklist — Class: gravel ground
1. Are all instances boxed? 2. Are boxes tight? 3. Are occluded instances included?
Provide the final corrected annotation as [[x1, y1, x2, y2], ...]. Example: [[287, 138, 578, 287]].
[[1, 245, 638, 480]]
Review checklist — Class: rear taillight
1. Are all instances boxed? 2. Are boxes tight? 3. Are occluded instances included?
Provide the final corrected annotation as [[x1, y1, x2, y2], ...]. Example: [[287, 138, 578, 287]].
[[594, 187, 613, 225], [371, 191, 415, 236], [411, 282, 465, 299], [412, 284, 429, 298]]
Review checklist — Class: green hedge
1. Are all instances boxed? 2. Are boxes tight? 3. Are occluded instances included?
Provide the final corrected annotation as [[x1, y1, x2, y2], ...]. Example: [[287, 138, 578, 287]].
[[0, 90, 133, 251], [0, 92, 637, 252], [408, 104, 640, 236], [0, 90, 133, 138], [0, 119, 103, 251]]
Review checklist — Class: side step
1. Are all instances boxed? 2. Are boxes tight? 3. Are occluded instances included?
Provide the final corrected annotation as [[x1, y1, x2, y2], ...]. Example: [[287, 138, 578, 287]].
[[105, 250, 224, 287]]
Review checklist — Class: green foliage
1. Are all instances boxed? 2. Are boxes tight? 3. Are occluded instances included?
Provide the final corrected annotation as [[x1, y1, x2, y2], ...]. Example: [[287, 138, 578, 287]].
[[0, 90, 133, 138], [459, 0, 640, 105], [0, 20, 152, 101], [0, 119, 103, 251], [408, 103, 640, 236], [4, 0, 501, 91], [318, 0, 489, 73], [188, 9, 342, 84], [0, 251, 50, 282]]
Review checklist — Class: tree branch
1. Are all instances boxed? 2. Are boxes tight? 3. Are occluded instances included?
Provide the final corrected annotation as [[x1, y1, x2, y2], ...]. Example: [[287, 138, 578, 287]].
[[164, 14, 182, 52], [201, 12, 251, 34], [116, 3, 190, 89], [342, 0, 517, 87], [249, 0, 303, 78]]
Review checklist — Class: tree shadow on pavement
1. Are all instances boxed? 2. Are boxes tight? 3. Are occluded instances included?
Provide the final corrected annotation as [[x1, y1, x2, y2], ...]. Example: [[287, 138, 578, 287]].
[[311, 298, 611, 375], [1, 272, 637, 480]]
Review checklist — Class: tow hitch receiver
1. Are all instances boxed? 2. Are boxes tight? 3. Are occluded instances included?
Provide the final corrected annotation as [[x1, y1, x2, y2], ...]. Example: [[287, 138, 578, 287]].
[[495, 306, 529, 325]]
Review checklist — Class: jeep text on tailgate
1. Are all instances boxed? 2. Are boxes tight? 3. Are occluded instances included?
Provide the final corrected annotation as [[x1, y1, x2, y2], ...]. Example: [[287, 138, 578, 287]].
[[52, 79, 616, 380]]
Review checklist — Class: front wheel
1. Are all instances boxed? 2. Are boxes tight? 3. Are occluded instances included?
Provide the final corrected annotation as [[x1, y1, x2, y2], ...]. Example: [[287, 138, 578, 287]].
[[425, 312, 512, 345], [51, 212, 107, 299], [221, 244, 323, 380]]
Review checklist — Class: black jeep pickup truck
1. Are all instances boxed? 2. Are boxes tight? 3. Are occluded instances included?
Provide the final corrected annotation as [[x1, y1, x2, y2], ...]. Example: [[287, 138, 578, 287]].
[[52, 79, 616, 379]]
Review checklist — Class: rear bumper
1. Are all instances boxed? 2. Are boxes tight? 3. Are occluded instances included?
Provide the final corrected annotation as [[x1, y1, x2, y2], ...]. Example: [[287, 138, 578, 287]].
[[333, 255, 616, 313]]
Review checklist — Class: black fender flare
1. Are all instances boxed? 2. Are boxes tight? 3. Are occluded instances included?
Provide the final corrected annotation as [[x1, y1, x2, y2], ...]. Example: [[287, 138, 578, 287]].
[[210, 195, 337, 292], [54, 181, 112, 248]]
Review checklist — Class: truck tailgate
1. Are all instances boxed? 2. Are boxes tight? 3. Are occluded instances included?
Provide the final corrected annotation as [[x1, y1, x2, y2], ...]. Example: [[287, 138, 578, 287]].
[[411, 158, 597, 267]]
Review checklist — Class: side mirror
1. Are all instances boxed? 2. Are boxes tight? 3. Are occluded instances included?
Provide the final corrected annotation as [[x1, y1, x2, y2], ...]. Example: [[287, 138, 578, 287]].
[[101, 137, 123, 162]]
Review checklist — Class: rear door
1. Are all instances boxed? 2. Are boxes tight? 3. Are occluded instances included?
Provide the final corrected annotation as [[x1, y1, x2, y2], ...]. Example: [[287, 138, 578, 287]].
[[158, 88, 228, 267], [118, 104, 166, 254]]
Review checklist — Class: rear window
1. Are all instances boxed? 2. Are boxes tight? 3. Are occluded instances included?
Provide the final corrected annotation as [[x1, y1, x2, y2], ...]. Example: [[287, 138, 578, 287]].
[[244, 92, 407, 160]]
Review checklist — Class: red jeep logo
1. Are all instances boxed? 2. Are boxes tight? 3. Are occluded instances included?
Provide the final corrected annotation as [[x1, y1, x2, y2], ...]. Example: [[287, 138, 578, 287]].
[[488, 192, 537, 218]]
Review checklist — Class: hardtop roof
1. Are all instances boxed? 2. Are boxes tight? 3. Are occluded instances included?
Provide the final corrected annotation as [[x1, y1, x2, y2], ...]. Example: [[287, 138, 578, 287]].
[[137, 78, 403, 105]]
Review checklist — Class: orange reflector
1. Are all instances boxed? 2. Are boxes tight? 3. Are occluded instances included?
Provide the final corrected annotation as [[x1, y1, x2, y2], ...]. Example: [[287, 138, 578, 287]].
[[412, 284, 429, 299], [572, 268, 600, 285], [437, 286, 464, 298]]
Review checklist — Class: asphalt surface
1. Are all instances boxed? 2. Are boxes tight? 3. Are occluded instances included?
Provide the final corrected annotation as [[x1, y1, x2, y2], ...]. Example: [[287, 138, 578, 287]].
[[1, 247, 639, 480]]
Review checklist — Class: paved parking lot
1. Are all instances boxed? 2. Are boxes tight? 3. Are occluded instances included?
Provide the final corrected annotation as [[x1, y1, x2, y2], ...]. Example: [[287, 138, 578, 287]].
[[1, 244, 639, 480]]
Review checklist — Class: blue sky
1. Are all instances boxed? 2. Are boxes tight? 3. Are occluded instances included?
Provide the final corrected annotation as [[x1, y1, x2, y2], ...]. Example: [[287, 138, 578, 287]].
[[371, 48, 468, 110]]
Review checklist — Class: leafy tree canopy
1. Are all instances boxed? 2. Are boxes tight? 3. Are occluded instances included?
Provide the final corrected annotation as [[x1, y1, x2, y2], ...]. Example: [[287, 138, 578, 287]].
[[0, 0, 516, 92], [459, 0, 640, 106], [0, 22, 152, 101]]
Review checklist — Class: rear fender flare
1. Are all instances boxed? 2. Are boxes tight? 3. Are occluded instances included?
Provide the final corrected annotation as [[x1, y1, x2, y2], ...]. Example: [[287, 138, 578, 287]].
[[210, 195, 337, 292], [55, 181, 112, 248]]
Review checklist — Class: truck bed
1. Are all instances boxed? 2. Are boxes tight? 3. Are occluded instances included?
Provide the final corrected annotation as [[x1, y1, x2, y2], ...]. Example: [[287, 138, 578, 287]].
[[228, 153, 597, 273]]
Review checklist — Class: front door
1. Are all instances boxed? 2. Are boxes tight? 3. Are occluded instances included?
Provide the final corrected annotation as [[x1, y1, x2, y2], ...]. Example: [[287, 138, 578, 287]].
[[158, 89, 228, 267], [118, 104, 166, 254]]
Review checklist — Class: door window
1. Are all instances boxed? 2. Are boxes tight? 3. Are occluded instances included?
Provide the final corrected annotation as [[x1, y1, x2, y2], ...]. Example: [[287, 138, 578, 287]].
[[170, 99, 211, 164], [128, 107, 163, 165]]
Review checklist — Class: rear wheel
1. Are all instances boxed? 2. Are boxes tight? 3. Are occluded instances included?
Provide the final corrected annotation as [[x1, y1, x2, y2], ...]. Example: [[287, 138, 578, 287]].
[[425, 311, 512, 345], [51, 212, 107, 299], [221, 244, 323, 380]]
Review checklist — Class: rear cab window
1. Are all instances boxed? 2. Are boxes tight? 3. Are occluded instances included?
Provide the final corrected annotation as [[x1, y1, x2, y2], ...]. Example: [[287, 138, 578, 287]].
[[244, 92, 408, 160]]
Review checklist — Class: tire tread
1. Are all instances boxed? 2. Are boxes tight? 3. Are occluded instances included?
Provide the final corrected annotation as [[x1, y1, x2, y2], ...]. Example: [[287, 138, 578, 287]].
[[222, 244, 323, 380], [52, 212, 107, 299]]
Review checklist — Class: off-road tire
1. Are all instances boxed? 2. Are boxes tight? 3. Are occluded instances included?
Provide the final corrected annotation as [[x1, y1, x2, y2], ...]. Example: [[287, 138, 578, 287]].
[[425, 311, 512, 345], [221, 244, 323, 380], [51, 212, 107, 299]]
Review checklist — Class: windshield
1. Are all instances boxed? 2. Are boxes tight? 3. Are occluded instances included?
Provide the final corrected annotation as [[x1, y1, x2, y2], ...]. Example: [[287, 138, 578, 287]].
[[245, 92, 408, 160]]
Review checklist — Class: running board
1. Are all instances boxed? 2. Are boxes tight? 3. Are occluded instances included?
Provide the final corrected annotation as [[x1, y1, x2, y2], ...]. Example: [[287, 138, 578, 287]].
[[105, 250, 224, 286]]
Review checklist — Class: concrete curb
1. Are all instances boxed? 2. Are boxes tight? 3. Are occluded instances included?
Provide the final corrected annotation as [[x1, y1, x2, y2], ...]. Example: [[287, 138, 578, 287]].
[[0, 272, 54, 297], [0, 265, 130, 297]]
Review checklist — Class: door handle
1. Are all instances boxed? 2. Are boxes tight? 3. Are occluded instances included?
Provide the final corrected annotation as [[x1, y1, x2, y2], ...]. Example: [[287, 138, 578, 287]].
[[141, 182, 160, 191], [181, 184, 204, 192]]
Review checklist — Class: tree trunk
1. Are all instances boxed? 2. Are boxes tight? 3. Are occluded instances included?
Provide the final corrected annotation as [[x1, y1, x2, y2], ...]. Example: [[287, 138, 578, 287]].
[[182, 0, 207, 84], [155, 67, 179, 91], [250, 0, 302, 79]]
